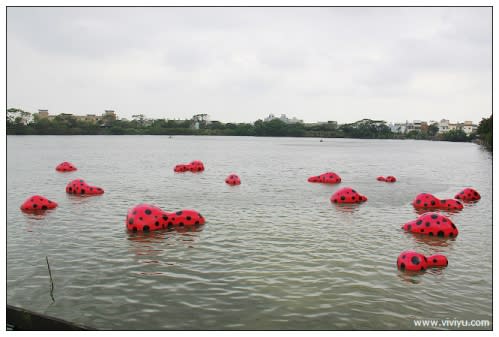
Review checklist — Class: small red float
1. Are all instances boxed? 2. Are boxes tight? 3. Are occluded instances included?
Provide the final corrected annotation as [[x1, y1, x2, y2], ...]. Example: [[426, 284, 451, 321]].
[[330, 187, 367, 204], [174, 160, 205, 173], [402, 212, 458, 238], [427, 254, 448, 268], [225, 174, 241, 185], [20, 195, 58, 212], [454, 188, 481, 202], [65, 179, 104, 195], [397, 251, 448, 272], [308, 172, 341, 184], [377, 175, 396, 182], [56, 162, 77, 172], [412, 193, 462, 211]]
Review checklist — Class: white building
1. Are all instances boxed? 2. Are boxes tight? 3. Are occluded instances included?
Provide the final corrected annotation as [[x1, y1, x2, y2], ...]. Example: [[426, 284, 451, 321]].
[[264, 114, 303, 124], [461, 121, 477, 135], [438, 119, 450, 133], [390, 122, 407, 134]]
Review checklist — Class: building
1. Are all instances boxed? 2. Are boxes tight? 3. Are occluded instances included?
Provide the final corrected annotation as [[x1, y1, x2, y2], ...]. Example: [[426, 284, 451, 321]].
[[264, 114, 303, 124], [37, 109, 49, 118], [461, 121, 477, 135], [389, 122, 407, 134], [103, 110, 117, 120], [438, 119, 450, 133]]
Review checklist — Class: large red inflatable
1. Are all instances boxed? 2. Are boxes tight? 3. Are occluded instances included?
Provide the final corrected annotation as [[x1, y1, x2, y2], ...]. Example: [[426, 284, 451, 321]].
[[397, 251, 448, 272], [66, 179, 104, 195], [126, 204, 205, 232], [174, 160, 205, 173], [412, 193, 463, 211], [454, 188, 481, 202], [308, 172, 341, 184], [330, 187, 367, 204], [402, 212, 459, 238], [225, 174, 241, 185], [56, 162, 77, 172], [20, 195, 58, 212]]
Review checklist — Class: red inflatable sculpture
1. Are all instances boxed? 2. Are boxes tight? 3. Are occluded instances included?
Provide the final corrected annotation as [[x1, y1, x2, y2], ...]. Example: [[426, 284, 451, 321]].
[[397, 251, 448, 272], [402, 212, 459, 238], [330, 187, 367, 204], [20, 195, 58, 212], [412, 193, 463, 211], [56, 162, 77, 172], [225, 174, 241, 185], [174, 160, 205, 173], [377, 176, 396, 182], [454, 188, 481, 202], [66, 179, 104, 195], [126, 204, 205, 232], [308, 172, 341, 184]]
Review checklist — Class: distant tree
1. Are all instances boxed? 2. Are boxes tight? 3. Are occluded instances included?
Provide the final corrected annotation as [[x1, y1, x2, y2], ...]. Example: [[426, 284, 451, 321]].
[[477, 115, 492, 150], [132, 114, 146, 126], [428, 123, 439, 137], [441, 129, 469, 142]]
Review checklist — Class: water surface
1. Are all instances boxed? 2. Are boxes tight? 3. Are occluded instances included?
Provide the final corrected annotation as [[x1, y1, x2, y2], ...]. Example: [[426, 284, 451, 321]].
[[7, 136, 492, 330]]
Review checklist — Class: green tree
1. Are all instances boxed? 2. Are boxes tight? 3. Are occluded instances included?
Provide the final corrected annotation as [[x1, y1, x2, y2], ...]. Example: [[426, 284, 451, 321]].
[[441, 129, 469, 142], [428, 123, 439, 137], [477, 115, 492, 150]]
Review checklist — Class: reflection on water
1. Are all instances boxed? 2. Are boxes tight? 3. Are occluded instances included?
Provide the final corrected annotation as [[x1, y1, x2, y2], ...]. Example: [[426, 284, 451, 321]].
[[412, 208, 463, 216], [7, 136, 492, 330], [331, 203, 363, 213], [404, 232, 456, 247], [397, 271, 424, 285]]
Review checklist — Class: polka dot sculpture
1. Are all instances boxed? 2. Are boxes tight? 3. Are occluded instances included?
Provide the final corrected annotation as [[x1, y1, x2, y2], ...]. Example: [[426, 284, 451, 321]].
[[402, 212, 459, 238], [20, 195, 58, 212], [412, 193, 463, 211], [454, 188, 481, 202], [330, 187, 367, 204], [126, 204, 205, 232], [174, 160, 205, 173], [308, 172, 342, 184], [56, 161, 77, 172], [377, 176, 396, 182], [225, 174, 241, 185], [397, 251, 448, 272], [66, 179, 104, 195]]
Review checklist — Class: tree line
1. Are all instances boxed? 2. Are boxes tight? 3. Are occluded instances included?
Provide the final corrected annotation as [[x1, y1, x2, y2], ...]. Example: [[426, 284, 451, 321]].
[[6, 108, 489, 147]]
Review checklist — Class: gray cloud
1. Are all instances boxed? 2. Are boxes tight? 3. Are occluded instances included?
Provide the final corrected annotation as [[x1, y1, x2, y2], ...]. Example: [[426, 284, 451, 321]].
[[7, 6, 491, 124]]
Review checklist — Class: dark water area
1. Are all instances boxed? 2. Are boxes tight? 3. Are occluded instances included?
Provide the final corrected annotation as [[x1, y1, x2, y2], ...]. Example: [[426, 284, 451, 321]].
[[6, 136, 492, 330]]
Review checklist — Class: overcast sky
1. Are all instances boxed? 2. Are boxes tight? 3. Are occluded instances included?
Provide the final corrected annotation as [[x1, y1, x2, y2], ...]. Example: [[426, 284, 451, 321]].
[[7, 6, 491, 124]]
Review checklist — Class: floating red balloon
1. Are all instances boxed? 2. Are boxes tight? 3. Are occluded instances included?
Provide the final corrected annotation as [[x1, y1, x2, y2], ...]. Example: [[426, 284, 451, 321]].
[[402, 212, 459, 238], [225, 174, 241, 185], [174, 160, 205, 173], [330, 187, 367, 204], [377, 175, 396, 182], [308, 172, 341, 184], [66, 179, 104, 195], [56, 162, 77, 172], [126, 204, 205, 232], [454, 188, 481, 202], [20, 195, 58, 212], [412, 193, 463, 211], [397, 251, 448, 272]]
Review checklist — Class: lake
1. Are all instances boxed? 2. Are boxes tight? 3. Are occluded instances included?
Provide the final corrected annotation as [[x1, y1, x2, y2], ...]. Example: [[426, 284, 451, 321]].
[[6, 136, 492, 330]]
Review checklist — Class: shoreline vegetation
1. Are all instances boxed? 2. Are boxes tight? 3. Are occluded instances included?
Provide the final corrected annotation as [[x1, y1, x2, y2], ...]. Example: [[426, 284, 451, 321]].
[[6, 108, 492, 151]]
